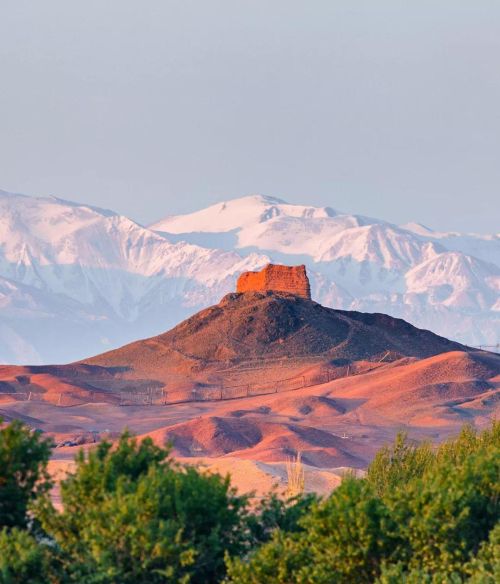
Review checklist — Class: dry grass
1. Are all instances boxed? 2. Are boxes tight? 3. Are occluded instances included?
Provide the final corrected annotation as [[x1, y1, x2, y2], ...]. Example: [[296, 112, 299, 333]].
[[285, 451, 305, 497]]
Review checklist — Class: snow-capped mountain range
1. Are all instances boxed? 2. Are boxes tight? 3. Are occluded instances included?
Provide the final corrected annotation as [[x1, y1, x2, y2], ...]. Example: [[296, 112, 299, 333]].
[[0, 189, 498, 364]]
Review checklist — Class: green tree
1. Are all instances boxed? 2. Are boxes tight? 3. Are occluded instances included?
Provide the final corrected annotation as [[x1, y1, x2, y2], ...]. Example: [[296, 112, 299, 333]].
[[376, 521, 500, 584], [37, 433, 249, 583], [366, 431, 434, 497], [387, 440, 499, 574], [225, 529, 309, 584], [466, 522, 500, 583], [246, 492, 318, 547], [0, 419, 53, 529], [227, 422, 500, 583], [436, 422, 500, 467], [376, 562, 462, 583], [226, 478, 401, 583], [0, 527, 53, 584]]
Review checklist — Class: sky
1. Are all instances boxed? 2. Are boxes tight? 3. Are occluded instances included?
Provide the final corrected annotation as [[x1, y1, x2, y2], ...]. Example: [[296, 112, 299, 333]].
[[0, 1, 499, 232]]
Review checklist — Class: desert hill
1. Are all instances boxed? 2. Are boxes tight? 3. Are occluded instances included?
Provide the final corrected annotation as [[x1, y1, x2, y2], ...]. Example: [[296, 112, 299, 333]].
[[0, 263, 477, 406], [0, 285, 497, 496], [82, 290, 464, 386], [124, 348, 499, 482], [5, 347, 494, 497], [0, 263, 497, 493]]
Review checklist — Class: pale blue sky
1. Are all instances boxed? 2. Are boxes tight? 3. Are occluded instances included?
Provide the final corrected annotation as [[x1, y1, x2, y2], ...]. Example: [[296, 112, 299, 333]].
[[1, 1, 499, 232]]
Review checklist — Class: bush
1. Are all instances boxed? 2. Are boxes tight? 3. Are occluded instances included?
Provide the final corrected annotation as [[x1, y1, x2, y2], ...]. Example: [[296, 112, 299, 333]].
[[466, 522, 500, 583], [226, 478, 401, 583], [366, 431, 434, 497], [376, 562, 463, 583], [376, 522, 500, 584], [388, 446, 499, 574], [0, 527, 52, 584], [0, 418, 53, 529], [1, 417, 498, 583], [227, 422, 500, 583], [246, 492, 318, 547], [38, 433, 249, 583]]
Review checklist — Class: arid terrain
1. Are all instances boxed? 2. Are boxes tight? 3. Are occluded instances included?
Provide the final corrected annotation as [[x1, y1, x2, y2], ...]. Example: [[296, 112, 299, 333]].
[[1, 348, 498, 496], [1, 266, 499, 496]]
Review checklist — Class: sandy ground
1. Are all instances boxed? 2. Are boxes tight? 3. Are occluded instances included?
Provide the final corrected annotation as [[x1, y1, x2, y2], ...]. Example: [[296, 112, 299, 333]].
[[2, 350, 499, 499]]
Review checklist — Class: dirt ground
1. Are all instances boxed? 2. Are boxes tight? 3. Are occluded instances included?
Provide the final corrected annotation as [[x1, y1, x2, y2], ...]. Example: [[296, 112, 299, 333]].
[[3, 350, 498, 499]]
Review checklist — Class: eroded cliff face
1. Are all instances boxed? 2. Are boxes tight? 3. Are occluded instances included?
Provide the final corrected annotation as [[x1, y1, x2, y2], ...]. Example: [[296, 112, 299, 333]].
[[236, 264, 311, 299]]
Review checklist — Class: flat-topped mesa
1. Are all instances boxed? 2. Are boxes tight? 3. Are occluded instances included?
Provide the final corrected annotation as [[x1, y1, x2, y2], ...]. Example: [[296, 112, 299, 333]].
[[236, 264, 311, 299]]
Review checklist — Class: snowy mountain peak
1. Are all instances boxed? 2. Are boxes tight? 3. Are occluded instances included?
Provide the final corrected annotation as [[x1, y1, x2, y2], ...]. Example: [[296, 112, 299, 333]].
[[401, 222, 436, 236], [0, 188, 498, 363], [0, 189, 117, 218], [150, 194, 341, 235]]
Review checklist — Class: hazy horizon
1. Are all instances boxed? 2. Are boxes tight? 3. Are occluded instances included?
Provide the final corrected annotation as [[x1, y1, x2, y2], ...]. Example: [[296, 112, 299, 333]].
[[1, 1, 499, 233]]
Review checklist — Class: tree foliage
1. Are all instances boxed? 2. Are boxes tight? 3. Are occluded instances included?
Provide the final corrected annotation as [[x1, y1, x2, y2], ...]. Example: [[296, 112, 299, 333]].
[[226, 421, 500, 583], [37, 433, 249, 583], [366, 431, 434, 497], [0, 418, 53, 529], [0, 418, 498, 583], [0, 527, 55, 584], [226, 478, 403, 583]]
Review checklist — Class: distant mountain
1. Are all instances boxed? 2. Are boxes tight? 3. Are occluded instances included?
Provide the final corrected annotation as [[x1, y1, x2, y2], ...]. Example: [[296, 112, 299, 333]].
[[0, 190, 498, 363], [0, 190, 267, 363], [151, 194, 499, 349]]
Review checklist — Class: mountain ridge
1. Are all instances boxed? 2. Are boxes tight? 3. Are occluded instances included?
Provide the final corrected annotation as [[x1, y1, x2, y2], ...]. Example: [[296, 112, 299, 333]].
[[0, 189, 498, 364]]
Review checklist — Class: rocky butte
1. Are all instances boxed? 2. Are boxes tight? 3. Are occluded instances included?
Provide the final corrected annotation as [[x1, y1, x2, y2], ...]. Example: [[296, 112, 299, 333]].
[[236, 263, 311, 299]]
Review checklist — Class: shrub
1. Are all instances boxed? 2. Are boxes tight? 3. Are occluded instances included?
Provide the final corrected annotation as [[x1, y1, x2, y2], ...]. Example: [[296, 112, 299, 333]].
[[227, 422, 500, 583], [37, 433, 249, 583], [366, 431, 433, 497], [388, 446, 499, 574], [245, 492, 318, 547], [226, 478, 401, 583], [0, 527, 52, 584], [1, 416, 497, 583], [0, 418, 53, 529], [466, 522, 500, 583]]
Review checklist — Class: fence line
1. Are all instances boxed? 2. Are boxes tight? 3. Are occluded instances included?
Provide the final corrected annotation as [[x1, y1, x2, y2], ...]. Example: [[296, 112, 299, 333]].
[[0, 361, 385, 408], [0, 392, 28, 400], [472, 344, 500, 354], [118, 361, 381, 406]]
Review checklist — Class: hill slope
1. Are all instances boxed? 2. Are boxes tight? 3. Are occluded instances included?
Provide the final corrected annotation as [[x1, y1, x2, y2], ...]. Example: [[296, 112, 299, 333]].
[[82, 291, 464, 389], [0, 295, 497, 487], [0, 290, 470, 404]]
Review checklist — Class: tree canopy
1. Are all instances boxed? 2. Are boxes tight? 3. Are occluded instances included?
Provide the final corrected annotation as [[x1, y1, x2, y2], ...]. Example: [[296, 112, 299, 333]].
[[0, 419, 498, 583], [0, 418, 53, 529]]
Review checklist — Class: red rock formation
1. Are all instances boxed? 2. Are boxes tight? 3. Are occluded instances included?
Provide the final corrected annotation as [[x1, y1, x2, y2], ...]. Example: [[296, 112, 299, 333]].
[[236, 264, 311, 299]]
